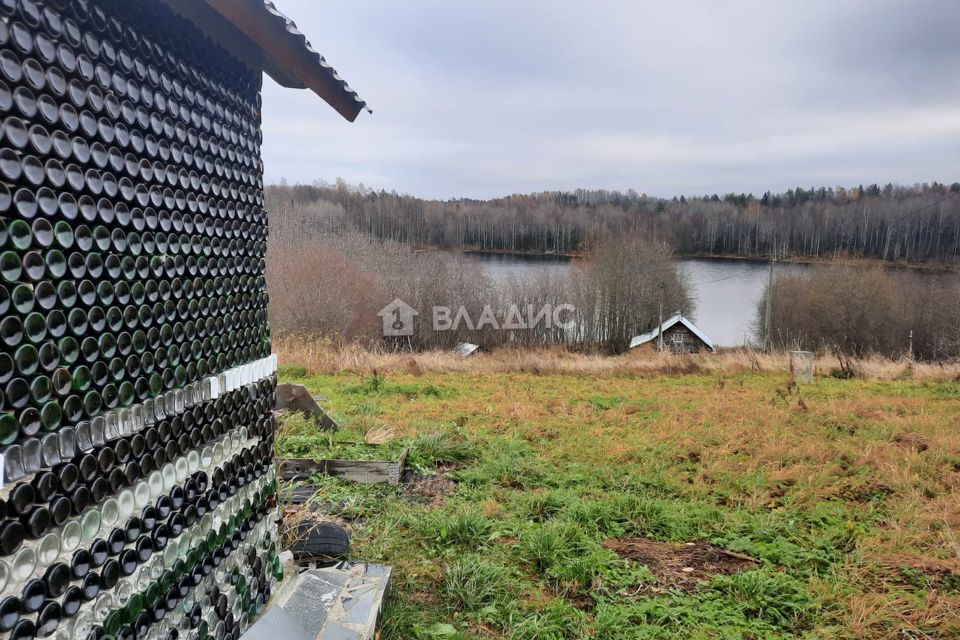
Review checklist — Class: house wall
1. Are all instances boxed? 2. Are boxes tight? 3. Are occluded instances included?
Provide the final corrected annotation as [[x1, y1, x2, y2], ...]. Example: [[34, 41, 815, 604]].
[[0, 0, 277, 636], [662, 325, 705, 354]]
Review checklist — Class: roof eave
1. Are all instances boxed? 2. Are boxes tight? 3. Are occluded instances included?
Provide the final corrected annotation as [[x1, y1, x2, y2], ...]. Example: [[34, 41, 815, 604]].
[[206, 0, 370, 122], [677, 316, 715, 351], [158, 0, 370, 122]]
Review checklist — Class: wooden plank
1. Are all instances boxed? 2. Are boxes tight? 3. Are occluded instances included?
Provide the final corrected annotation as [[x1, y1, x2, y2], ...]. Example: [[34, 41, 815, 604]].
[[278, 449, 408, 485], [324, 459, 394, 484]]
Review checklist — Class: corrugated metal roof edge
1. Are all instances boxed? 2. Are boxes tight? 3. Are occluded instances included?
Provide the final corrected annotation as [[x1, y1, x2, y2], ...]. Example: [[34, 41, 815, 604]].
[[258, 0, 371, 120], [162, 0, 370, 122]]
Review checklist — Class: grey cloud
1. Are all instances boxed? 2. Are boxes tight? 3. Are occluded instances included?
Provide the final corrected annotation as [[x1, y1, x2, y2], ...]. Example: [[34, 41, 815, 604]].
[[260, 0, 960, 198]]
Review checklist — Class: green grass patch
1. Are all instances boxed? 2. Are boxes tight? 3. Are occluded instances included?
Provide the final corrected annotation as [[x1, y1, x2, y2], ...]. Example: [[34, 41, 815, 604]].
[[277, 370, 960, 638], [276, 364, 308, 379]]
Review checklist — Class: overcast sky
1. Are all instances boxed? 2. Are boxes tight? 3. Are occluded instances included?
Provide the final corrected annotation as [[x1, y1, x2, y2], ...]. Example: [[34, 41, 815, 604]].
[[260, 0, 960, 200]]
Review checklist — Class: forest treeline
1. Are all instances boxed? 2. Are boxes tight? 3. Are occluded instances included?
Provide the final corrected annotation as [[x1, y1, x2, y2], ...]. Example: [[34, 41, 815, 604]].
[[267, 180, 960, 264]]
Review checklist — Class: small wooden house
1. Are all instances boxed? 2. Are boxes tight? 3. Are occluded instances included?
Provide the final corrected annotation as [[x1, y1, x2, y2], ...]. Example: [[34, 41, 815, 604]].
[[629, 314, 715, 354]]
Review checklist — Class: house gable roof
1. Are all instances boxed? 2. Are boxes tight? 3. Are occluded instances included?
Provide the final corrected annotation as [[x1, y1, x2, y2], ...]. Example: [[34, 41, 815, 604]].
[[629, 314, 715, 351]]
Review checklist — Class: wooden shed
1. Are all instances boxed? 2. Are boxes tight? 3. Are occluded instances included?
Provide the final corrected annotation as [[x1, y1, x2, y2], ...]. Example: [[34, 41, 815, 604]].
[[629, 314, 715, 354]]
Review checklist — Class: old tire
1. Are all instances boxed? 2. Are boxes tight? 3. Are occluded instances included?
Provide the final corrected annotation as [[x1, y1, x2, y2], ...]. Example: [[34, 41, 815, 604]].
[[288, 520, 351, 562]]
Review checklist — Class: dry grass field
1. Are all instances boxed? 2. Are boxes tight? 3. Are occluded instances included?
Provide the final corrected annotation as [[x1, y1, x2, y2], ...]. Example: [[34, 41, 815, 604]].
[[273, 335, 960, 381], [274, 342, 960, 638]]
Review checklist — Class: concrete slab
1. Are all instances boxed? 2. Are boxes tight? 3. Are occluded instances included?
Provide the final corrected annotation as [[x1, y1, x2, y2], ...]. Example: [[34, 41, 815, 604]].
[[243, 561, 391, 640], [241, 606, 314, 640]]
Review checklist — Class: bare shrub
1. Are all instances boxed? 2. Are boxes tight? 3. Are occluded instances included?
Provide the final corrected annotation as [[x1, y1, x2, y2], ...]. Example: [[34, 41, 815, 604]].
[[759, 264, 960, 360], [897, 272, 960, 361], [758, 266, 902, 357], [267, 241, 382, 345]]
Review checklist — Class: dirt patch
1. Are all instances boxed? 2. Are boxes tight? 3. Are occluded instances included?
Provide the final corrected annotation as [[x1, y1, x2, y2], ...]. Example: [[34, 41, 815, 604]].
[[404, 466, 457, 506], [602, 538, 759, 592], [893, 433, 930, 453]]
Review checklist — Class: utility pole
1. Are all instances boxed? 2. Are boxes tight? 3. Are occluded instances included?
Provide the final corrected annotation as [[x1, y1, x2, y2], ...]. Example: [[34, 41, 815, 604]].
[[658, 281, 665, 352], [764, 250, 775, 351]]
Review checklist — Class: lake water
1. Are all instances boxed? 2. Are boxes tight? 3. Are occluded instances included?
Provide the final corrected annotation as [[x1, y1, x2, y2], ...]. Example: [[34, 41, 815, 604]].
[[461, 253, 810, 347], [675, 259, 810, 346]]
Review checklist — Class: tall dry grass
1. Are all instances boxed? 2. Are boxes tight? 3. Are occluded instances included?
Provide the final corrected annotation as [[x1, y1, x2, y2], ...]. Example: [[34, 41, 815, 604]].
[[272, 334, 960, 380]]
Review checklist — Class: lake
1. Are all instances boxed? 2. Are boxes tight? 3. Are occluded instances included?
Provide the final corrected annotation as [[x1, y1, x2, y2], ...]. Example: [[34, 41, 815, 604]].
[[460, 253, 811, 347]]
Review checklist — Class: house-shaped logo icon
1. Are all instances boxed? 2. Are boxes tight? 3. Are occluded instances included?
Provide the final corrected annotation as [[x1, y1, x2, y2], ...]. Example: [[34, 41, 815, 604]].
[[378, 298, 418, 337]]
